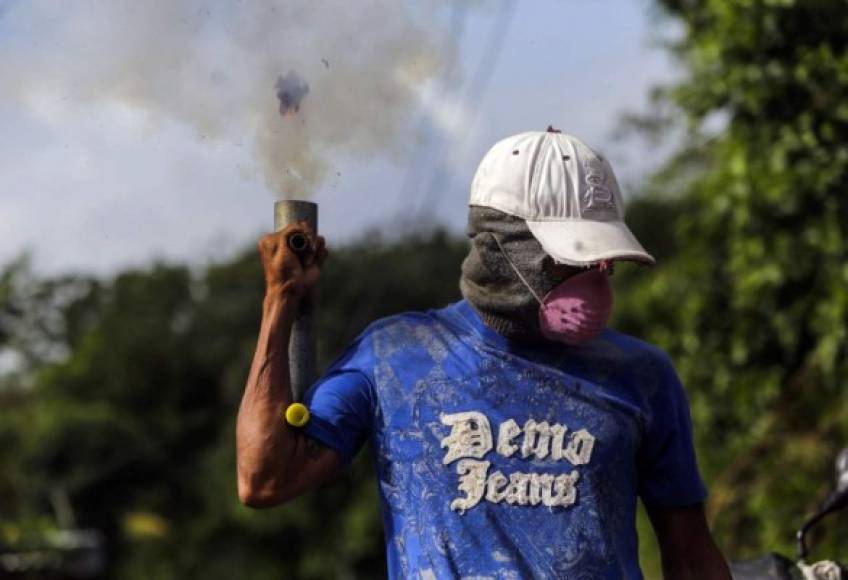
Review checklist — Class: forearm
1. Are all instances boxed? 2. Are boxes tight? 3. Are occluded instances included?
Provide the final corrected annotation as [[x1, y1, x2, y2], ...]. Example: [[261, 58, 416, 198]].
[[661, 543, 731, 580], [650, 504, 731, 580], [237, 225, 339, 507], [236, 291, 298, 505]]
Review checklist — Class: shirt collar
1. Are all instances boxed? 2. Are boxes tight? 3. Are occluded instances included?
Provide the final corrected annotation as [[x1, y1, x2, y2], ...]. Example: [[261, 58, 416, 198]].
[[445, 300, 565, 358]]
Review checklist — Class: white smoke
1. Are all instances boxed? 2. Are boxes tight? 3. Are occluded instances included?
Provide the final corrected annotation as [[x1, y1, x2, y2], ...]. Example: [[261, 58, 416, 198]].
[[0, 0, 454, 197]]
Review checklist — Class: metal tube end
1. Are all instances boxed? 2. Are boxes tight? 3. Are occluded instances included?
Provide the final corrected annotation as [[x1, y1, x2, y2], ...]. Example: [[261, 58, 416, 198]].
[[287, 232, 309, 253]]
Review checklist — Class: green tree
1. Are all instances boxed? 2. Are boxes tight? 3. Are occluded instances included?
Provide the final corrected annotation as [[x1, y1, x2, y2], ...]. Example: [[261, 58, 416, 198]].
[[618, 0, 848, 561], [2, 230, 467, 579], [7, 2, 848, 574]]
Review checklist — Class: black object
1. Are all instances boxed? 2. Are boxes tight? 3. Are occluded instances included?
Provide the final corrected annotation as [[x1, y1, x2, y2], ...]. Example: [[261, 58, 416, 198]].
[[729, 447, 848, 579], [797, 447, 848, 560], [730, 554, 799, 580]]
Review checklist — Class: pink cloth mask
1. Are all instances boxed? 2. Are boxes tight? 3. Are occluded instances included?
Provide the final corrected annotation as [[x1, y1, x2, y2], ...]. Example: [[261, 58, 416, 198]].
[[537, 268, 613, 345], [491, 234, 613, 346]]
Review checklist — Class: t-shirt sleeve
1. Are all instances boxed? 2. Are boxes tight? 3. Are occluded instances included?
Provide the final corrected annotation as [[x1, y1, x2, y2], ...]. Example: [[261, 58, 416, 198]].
[[637, 353, 708, 508], [301, 332, 376, 464]]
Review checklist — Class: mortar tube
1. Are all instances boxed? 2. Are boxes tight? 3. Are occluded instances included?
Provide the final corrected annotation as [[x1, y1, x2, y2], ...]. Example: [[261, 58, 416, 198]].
[[274, 200, 318, 402]]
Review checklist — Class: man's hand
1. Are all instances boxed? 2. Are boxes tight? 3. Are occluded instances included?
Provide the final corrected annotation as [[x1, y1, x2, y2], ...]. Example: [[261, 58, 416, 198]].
[[648, 503, 732, 580], [258, 221, 327, 302], [236, 223, 340, 509]]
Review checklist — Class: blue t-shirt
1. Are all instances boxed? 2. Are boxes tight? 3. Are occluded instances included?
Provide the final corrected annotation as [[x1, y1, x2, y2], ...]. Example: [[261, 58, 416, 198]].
[[303, 300, 706, 580]]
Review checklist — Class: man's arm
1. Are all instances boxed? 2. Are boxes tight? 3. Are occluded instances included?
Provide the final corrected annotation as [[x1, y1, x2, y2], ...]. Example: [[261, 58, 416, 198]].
[[648, 503, 732, 580], [236, 222, 341, 508]]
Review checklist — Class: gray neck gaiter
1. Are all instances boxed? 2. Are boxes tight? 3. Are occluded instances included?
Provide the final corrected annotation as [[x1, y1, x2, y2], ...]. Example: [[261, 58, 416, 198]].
[[459, 207, 575, 341]]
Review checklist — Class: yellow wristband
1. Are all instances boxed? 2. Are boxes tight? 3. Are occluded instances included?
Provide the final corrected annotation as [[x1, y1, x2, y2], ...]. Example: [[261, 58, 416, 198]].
[[284, 403, 310, 427]]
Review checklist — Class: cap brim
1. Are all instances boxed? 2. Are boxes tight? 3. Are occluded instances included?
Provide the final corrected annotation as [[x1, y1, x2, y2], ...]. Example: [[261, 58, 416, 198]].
[[526, 219, 656, 266]]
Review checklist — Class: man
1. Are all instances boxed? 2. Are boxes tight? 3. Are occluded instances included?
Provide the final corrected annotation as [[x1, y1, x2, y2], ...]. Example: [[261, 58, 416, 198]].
[[237, 129, 732, 579]]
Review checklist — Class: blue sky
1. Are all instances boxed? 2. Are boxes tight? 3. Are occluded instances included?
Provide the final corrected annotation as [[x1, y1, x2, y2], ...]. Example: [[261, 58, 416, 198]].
[[0, 0, 679, 275]]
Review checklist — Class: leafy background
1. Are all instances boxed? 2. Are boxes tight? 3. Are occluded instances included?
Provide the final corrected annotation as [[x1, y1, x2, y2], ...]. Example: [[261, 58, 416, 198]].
[[2, 0, 847, 577]]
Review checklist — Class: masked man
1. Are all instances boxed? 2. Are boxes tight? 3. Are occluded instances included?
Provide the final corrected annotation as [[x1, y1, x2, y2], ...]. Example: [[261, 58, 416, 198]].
[[237, 129, 731, 579]]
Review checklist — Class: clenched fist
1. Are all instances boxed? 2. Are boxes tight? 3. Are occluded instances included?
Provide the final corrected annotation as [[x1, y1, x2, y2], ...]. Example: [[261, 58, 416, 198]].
[[257, 222, 328, 301]]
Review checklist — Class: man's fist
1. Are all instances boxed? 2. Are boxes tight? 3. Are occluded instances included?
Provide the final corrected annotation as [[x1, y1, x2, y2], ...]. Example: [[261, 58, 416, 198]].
[[257, 222, 328, 301]]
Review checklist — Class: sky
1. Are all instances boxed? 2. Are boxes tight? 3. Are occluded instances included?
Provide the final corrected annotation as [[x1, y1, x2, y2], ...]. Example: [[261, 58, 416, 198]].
[[0, 0, 680, 276]]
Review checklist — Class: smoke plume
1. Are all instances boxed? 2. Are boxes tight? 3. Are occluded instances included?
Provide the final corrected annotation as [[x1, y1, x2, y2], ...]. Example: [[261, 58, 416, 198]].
[[0, 1, 453, 198]]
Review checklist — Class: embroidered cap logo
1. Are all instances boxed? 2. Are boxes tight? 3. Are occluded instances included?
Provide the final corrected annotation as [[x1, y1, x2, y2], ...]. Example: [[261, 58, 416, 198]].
[[582, 158, 615, 212]]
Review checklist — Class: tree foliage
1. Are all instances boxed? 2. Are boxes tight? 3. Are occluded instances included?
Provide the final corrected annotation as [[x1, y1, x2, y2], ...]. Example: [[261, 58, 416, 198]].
[[0, 231, 467, 579], [3, 0, 848, 576], [619, 0, 848, 559]]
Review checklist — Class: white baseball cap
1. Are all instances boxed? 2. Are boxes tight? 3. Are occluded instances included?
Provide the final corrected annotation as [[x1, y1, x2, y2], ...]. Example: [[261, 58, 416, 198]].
[[469, 129, 655, 266]]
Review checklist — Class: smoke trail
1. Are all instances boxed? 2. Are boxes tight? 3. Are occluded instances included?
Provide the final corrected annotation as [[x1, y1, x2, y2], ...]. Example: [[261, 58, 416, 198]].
[[0, 0, 455, 197]]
